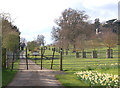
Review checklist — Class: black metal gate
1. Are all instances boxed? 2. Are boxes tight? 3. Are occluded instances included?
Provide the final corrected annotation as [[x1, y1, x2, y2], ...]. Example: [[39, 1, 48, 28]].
[[7, 47, 63, 71]]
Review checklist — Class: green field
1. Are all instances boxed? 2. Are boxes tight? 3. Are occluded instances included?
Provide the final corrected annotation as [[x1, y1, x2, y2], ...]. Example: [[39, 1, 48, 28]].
[[27, 46, 119, 87]]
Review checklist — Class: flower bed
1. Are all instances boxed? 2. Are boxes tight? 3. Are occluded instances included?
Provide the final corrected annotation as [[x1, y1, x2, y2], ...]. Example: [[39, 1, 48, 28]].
[[74, 71, 119, 87]]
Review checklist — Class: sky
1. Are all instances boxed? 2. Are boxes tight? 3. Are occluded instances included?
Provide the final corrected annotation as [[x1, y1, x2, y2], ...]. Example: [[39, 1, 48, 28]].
[[0, 0, 119, 45], [119, 1, 120, 20]]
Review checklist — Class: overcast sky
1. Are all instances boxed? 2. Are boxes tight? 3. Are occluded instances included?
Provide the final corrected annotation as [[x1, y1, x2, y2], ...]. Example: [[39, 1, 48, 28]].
[[0, 0, 119, 44]]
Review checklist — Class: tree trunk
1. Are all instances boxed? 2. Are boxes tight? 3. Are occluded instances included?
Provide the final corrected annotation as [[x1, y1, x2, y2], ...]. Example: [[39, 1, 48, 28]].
[[62, 49, 64, 55], [73, 44, 76, 52], [56, 48, 58, 52], [59, 47, 60, 53]]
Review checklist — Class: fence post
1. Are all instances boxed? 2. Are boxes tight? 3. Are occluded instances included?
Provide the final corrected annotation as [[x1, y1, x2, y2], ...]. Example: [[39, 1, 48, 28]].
[[26, 47, 28, 70], [60, 48, 63, 71], [6, 54, 8, 69], [11, 53, 14, 71], [2, 48, 7, 69], [51, 48, 55, 69], [41, 47, 43, 70]]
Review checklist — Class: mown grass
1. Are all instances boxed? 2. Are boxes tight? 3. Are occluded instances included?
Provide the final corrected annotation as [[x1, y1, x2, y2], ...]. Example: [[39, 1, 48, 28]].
[[55, 68, 119, 87], [56, 71, 90, 88], [28, 45, 119, 87], [2, 58, 20, 87]]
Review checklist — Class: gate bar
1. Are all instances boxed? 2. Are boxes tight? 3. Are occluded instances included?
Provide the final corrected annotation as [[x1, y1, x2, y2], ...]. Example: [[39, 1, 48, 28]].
[[60, 48, 63, 71], [51, 48, 55, 69]]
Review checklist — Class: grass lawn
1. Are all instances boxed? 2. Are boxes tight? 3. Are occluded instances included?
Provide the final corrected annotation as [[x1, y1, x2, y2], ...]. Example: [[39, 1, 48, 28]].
[[55, 68, 118, 87], [41, 57, 118, 87], [56, 71, 90, 88], [2, 59, 20, 87]]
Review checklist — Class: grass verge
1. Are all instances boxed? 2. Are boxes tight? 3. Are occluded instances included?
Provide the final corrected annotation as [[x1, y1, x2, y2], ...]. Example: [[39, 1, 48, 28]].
[[2, 59, 20, 87]]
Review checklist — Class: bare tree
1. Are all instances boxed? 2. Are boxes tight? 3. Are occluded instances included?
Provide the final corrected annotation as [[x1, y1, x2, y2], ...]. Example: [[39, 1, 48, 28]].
[[102, 31, 117, 49], [75, 35, 87, 51], [102, 31, 117, 58], [37, 34, 45, 46], [51, 26, 60, 41], [75, 35, 87, 58], [89, 35, 101, 50], [88, 35, 101, 58]]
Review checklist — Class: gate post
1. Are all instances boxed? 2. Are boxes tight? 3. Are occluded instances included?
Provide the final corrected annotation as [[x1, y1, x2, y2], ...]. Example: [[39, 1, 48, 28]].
[[60, 48, 63, 71], [26, 47, 28, 70]]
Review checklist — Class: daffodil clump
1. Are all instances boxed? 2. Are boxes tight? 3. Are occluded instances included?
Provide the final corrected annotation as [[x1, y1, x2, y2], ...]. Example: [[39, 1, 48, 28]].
[[75, 71, 119, 87], [92, 63, 120, 66]]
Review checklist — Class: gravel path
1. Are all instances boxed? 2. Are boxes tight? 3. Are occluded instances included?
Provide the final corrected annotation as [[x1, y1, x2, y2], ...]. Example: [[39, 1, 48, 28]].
[[7, 51, 65, 88]]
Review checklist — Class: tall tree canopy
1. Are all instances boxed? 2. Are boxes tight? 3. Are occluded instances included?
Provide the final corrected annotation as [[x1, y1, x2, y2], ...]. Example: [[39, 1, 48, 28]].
[[27, 41, 38, 52], [1, 13, 20, 52], [51, 8, 94, 49]]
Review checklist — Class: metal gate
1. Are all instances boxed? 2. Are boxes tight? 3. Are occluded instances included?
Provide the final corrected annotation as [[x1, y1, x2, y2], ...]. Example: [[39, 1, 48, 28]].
[[6, 46, 63, 71]]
